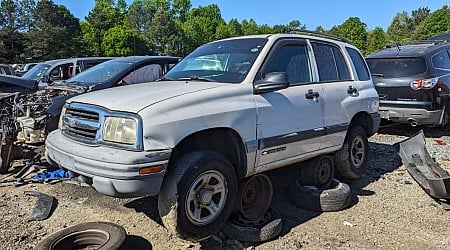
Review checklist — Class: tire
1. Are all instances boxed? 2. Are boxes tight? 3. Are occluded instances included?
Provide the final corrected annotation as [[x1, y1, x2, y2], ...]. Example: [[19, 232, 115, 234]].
[[288, 179, 351, 212], [34, 221, 126, 250], [335, 126, 368, 179], [299, 155, 335, 189], [223, 209, 282, 243], [158, 150, 238, 241]]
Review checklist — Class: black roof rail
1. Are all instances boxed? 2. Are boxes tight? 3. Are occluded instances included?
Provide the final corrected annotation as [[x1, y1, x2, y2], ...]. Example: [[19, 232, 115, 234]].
[[288, 29, 351, 43], [384, 39, 449, 48]]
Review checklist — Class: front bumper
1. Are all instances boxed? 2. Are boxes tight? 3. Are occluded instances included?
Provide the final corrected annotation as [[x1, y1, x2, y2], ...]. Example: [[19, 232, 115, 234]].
[[45, 130, 170, 198], [379, 106, 443, 125]]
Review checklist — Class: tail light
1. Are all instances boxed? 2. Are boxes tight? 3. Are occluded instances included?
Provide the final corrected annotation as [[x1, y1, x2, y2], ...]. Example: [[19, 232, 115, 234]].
[[410, 77, 438, 90]]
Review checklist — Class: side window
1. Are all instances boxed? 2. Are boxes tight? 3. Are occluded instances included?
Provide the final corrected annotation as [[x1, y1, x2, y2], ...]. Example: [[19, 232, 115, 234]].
[[121, 64, 163, 85], [50, 64, 72, 81], [263, 43, 312, 84], [432, 50, 450, 69], [312, 42, 351, 82], [346, 47, 370, 81]]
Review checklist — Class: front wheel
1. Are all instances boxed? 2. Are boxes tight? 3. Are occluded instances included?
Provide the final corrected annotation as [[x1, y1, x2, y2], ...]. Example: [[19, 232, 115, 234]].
[[158, 151, 238, 241], [335, 126, 368, 179]]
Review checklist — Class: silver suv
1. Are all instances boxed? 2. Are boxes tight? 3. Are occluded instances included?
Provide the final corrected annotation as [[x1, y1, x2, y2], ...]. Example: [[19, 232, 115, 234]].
[[45, 32, 380, 241]]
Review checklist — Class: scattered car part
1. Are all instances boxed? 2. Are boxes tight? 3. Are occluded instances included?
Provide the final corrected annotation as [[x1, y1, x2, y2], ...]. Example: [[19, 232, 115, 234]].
[[158, 151, 238, 242], [24, 191, 55, 221], [222, 208, 282, 243], [335, 126, 369, 179], [398, 130, 450, 201], [299, 155, 335, 189], [34, 221, 126, 250], [288, 179, 351, 212], [235, 174, 273, 220]]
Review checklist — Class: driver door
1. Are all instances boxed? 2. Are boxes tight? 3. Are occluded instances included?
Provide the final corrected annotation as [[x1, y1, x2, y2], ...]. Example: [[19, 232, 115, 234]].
[[254, 39, 324, 172]]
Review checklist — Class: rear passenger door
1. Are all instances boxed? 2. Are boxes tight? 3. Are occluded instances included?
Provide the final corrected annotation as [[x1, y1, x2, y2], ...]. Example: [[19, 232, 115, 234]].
[[254, 39, 324, 171], [310, 41, 362, 149]]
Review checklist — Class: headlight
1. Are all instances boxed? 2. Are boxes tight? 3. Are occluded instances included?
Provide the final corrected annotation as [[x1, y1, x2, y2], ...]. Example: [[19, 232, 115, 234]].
[[103, 116, 137, 144]]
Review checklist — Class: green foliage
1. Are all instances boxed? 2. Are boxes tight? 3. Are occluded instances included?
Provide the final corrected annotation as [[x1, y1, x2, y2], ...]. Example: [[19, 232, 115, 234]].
[[102, 25, 148, 56], [338, 17, 367, 51], [413, 5, 450, 40], [366, 27, 386, 55]]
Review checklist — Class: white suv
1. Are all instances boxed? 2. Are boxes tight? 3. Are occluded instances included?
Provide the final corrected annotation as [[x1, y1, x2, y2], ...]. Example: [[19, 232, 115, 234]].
[[45, 33, 380, 241]]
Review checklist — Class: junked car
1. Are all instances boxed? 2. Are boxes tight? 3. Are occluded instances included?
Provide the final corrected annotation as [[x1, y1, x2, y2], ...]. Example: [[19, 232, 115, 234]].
[[366, 41, 450, 127], [0, 56, 180, 173]]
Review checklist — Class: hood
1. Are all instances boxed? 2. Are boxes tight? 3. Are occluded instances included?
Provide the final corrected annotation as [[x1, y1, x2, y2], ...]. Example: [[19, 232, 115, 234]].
[[46, 81, 88, 94], [0, 74, 37, 90], [68, 81, 224, 113]]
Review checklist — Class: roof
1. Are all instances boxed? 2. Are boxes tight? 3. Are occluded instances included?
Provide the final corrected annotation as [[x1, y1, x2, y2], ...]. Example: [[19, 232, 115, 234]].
[[111, 55, 181, 63], [367, 41, 450, 59]]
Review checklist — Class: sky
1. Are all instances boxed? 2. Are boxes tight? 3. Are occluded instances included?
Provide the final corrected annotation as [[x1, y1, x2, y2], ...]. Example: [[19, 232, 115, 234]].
[[53, 0, 449, 31]]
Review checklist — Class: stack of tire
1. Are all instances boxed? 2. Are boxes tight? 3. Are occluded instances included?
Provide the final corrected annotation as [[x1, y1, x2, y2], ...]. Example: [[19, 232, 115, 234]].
[[222, 174, 283, 243], [288, 155, 352, 212]]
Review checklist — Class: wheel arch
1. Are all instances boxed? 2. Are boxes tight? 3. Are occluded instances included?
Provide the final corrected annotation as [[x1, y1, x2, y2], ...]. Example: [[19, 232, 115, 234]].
[[168, 128, 247, 180], [349, 111, 375, 136]]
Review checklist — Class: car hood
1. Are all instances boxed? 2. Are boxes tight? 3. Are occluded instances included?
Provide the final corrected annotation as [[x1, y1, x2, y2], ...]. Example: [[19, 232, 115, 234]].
[[68, 81, 224, 113], [0, 74, 37, 90]]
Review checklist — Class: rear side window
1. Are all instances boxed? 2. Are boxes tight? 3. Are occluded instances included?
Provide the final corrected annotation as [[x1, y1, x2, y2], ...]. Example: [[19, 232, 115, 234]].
[[366, 57, 426, 78], [346, 47, 370, 80], [312, 42, 351, 82], [432, 50, 450, 69]]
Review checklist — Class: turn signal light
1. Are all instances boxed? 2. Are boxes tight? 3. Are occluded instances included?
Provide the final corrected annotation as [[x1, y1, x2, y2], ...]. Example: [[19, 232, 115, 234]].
[[139, 165, 163, 175]]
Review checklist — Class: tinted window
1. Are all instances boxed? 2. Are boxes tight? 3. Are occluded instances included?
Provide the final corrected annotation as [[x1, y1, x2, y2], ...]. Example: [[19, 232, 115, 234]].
[[366, 57, 426, 78], [22, 63, 51, 80], [432, 50, 450, 69], [312, 42, 350, 81], [263, 43, 312, 84], [67, 60, 134, 86], [346, 48, 370, 80], [122, 64, 162, 84]]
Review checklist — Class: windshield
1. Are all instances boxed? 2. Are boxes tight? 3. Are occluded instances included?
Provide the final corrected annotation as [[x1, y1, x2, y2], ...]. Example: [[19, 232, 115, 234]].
[[164, 38, 267, 83], [66, 60, 133, 86], [22, 63, 51, 80], [366, 57, 426, 78]]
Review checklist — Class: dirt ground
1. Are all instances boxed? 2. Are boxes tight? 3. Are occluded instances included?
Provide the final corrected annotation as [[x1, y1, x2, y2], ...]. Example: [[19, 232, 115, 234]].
[[1, 124, 450, 249]]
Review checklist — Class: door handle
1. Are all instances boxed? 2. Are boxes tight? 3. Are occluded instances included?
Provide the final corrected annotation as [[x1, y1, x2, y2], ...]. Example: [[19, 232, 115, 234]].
[[305, 89, 320, 99], [347, 85, 358, 94]]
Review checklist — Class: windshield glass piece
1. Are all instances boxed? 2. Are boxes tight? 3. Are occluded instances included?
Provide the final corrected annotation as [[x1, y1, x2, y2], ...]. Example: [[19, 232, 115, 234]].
[[22, 64, 51, 80], [165, 38, 267, 83], [366, 57, 426, 78], [66, 60, 132, 86]]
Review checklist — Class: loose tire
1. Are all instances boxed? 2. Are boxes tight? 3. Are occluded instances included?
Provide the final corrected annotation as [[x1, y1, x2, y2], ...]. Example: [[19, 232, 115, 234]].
[[288, 179, 351, 212], [299, 155, 335, 189], [158, 151, 238, 241], [223, 209, 282, 243], [335, 126, 368, 179], [34, 221, 126, 250]]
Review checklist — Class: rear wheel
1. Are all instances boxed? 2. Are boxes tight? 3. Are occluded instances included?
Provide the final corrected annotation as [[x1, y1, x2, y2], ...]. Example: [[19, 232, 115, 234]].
[[335, 126, 368, 179], [158, 151, 238, 241]]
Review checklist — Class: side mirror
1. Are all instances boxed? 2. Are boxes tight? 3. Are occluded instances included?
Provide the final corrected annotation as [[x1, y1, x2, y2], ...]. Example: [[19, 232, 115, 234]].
[[254, 72, 289, 94]]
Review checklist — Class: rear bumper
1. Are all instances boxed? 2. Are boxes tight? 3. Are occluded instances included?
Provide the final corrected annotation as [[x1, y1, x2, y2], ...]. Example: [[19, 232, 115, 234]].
[[379, 106, 443, 125], [45, 130, 170, 198]]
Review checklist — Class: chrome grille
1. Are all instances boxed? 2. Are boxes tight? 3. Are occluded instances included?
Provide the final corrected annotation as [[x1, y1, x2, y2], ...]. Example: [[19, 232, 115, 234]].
[[62, 104, 101, 142]]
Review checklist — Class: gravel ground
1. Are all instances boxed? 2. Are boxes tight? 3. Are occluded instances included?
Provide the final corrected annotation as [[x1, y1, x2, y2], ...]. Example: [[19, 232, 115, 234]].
[[1, 124, 450, 249]]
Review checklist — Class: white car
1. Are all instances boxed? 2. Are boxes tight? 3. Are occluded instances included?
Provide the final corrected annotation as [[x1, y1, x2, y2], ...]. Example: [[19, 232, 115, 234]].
[[45, 32, 380, 241]]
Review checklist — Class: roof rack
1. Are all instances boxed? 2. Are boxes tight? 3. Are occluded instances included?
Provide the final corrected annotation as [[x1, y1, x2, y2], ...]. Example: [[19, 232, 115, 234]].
[[384, 39, 449, 49], [288, 29, 350, 43]]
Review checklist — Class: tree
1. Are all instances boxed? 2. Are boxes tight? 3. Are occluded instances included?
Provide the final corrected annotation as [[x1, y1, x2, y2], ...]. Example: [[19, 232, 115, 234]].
[[386, 11, 410, 42], [124, 0, 156, 32], [241, 19, 259, 35], [412, 5, 450, 40], [181, 4, 224, 53], [366, 27, 386, 55], [25, 0, 81, 60], [338, 17, 368, 51], [226, 18, 242, 37], [102, 25, 148, 56], [85, 0, 128, 54], [0, 0, 26, 62], [17, 0, 36, 32], [147, 9, 181, 55]]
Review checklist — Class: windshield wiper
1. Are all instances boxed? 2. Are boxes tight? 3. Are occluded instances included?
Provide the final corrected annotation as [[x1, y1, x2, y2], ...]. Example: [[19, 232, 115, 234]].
[[158, 77, 174, 81], [177, 76, 212, 82], [371, 73, 384, 77]]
